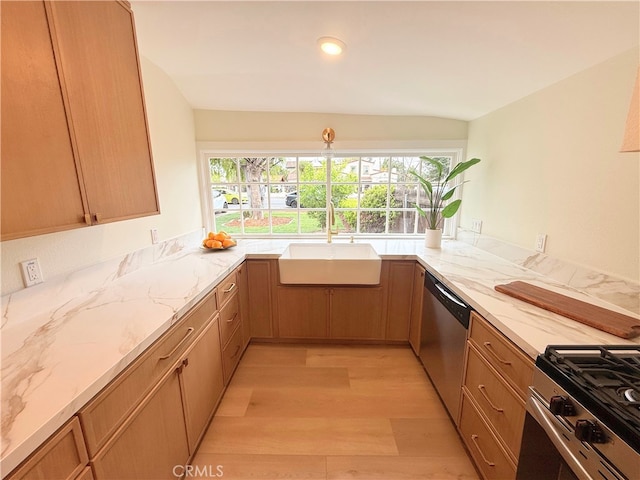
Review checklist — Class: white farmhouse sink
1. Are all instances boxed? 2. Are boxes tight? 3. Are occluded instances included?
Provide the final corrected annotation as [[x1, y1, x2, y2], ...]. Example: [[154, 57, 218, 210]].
[[278, 243, 382, 285]]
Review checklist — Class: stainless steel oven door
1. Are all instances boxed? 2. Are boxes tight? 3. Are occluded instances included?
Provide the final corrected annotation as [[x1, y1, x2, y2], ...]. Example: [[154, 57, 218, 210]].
[[516, 391, 626, 480]]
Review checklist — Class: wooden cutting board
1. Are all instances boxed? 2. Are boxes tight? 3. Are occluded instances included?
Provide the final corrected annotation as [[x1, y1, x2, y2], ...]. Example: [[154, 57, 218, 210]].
[[494, 281, 640, 339]]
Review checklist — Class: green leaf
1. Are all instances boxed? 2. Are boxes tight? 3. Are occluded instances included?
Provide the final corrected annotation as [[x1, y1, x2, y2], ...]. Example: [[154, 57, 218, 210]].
[[441, 199, 462, 218], [445, 158, 481, 183], [415, 204, 427, 218]]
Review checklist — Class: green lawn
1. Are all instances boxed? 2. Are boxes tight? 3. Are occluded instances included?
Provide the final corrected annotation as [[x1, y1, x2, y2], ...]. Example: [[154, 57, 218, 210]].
[[214, 211, 350, 234]]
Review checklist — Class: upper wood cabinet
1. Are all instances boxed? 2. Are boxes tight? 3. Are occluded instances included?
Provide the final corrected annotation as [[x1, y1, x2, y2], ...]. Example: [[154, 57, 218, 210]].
[[1, 0, 159, 241]]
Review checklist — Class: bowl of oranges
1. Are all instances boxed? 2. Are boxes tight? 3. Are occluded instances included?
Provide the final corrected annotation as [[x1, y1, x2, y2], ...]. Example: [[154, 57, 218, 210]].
[[201, 231, 237, 251]]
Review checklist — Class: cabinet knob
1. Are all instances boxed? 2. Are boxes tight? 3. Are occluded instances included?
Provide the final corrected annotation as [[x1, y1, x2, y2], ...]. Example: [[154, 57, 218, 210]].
[[93, 213, 102, 223]]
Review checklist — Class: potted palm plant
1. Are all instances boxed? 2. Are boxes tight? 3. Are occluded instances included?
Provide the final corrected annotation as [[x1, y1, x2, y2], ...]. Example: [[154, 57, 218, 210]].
[[411, 156, 481, 248]]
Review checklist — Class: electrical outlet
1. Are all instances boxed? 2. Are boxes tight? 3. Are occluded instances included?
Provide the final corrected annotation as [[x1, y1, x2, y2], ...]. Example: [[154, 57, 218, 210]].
[[535, 233, 547, 253], [20, 258, 44, 287], [150, 228, 159, 244], [471, 219, 483, 234]]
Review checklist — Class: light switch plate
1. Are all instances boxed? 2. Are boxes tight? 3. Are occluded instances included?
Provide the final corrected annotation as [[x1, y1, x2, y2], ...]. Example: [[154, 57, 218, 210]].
[[150, 228, 159, 244], [471, 219, 482, 234]]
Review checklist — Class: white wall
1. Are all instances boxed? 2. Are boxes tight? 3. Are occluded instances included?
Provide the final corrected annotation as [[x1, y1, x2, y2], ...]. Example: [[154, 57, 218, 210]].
[[1, 58, 202, 295], [194, 110, 468, 142], [463, 48, 640, 282]]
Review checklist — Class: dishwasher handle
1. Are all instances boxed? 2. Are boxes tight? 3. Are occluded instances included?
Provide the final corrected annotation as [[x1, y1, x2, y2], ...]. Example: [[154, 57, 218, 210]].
[[424, 270, 472, 329], [434, 283, 468, 309]]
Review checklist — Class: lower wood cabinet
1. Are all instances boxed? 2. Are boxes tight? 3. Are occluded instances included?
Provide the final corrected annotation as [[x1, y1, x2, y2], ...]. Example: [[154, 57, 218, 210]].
[[91, 366, 189, 480], [330, 286, 384, 339], [277, 287, 328, 338], [179, 319, 224, 453], [384, 261, 415, 340], [264, 259, 416, 342], [460, 312, 534, 479], [5, 417, 89, 480], [459, 391, 517, 480], [408, 263, 426, 355], [246, 260, 275, 338]]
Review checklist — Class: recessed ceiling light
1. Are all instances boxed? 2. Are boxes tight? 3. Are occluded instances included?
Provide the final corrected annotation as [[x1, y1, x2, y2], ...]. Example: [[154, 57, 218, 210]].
[[318, 36, 346, 56]]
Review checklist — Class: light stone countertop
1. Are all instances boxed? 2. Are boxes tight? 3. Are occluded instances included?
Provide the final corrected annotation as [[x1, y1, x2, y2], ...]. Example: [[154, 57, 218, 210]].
[[1, 236, 638, 476]]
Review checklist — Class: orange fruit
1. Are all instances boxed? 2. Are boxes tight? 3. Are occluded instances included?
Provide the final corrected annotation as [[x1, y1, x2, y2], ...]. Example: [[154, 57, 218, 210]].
[[205, 239, 215, 248], [213, 232, 226, 242], [211, 240, 223, 249], [207, 231, 215, 239], [222, 238, 236, 248], [218, 230, 229, 238]]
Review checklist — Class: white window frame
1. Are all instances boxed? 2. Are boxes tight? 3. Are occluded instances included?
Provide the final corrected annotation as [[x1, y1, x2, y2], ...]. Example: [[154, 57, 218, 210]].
[[197, 141, 467, 239]]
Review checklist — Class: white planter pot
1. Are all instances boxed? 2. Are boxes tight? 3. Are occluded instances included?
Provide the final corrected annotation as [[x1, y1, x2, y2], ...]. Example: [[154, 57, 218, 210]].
[[424, 229, 442, 249]]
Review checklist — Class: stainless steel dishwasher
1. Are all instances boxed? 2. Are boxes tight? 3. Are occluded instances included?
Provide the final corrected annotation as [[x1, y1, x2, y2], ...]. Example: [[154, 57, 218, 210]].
[[419, 270, 472, 422]]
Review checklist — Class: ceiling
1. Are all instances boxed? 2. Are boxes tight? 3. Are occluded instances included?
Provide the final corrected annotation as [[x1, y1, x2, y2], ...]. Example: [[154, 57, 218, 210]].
[[131, 1, 640, 121]]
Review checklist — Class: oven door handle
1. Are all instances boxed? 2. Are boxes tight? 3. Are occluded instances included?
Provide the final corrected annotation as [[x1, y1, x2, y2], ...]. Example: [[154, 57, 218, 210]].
[[527, 395, 595, 480]]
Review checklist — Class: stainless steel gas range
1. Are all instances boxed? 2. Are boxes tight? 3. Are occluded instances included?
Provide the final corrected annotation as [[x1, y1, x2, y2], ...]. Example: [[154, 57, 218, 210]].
[[517, 346, 640, 480]]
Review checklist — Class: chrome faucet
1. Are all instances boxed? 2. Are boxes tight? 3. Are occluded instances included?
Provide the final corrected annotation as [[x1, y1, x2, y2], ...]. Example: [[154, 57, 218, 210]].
[[327, 201, 339, 243]]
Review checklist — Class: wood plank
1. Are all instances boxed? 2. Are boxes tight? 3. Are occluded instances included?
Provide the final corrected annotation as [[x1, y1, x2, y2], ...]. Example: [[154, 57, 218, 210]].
[[390, 418, 469, 457], [198, 417, 399, 456], [240, 344, 308, 366], [230, 365, 350, 389], [494, 281, 640, 339], [243, 387, 437, 418], [189, 453, 326, 479], [326, 455, 479, 479]]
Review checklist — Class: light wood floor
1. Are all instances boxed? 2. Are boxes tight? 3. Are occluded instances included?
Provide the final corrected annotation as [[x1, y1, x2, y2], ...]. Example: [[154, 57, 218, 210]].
[[192, 343, 480, 479]]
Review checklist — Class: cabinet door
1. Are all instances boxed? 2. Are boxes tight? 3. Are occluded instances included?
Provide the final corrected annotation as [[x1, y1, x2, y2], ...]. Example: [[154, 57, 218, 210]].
[[179, 318, 224, 454], [330, 287, 384, 339], [5, 417, 88, 480], [385, 261, 415, 340], [0, 1, 87, 240], [47, 1, 159, 224], [409, 264, 426, 355], [246, 260, 275, 338], [237, 263, 251, 348], [91, 369, 189, 480], [277, 287, 328, 338]]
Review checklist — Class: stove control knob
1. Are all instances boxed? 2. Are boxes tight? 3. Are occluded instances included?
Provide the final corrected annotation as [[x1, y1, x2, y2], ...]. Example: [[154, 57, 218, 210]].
[[549, 395, 576, 416], [575, 419, 606, 444]]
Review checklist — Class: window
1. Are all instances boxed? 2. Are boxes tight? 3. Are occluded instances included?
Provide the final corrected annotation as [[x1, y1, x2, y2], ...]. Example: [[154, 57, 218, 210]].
[[201, 151, 463, 238]]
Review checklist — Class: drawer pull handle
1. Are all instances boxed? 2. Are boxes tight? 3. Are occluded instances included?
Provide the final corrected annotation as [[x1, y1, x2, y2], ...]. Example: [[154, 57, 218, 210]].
[[471, 434, 496, 467], [223, 283, 236, 293], [478, 385, 504, 412], [483, 342, 512, 365], [159, 327, 195, 360], [226, 313, 238, 324]]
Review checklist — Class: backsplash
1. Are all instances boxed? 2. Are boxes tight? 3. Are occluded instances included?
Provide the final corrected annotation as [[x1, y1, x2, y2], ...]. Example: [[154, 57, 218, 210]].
[[457, 229, 640, 315]]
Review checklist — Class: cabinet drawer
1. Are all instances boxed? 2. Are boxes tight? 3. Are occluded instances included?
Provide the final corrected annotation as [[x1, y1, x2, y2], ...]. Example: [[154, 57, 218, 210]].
[[217, 270, 238, 309], [468, 312, 533, 400], [464, 344, 526, 461], [79, 289, 217, 457], [219, 293, 240, 348], [7, 417, 88, 480], [222, 323, 244, 385], [459, 392, 516, 480]]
